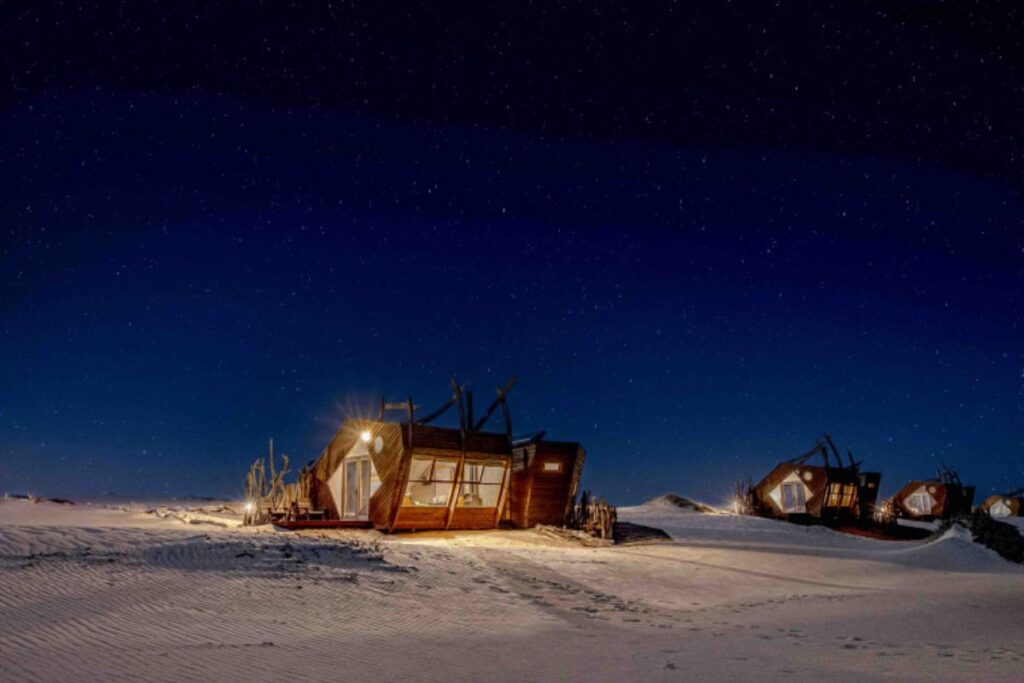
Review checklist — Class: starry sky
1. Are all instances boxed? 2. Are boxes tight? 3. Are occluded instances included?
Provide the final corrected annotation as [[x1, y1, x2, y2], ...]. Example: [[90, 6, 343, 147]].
[[2, 2, 1021, 504]]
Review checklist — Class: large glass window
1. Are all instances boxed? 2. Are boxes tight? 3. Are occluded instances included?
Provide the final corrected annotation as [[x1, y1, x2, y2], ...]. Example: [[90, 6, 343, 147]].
[[908, 492, 932, 514], [781, 482, 806, 512], [404, 456, 457, 506], [825, 483, 857, 508], [458, 460, 506, 508]]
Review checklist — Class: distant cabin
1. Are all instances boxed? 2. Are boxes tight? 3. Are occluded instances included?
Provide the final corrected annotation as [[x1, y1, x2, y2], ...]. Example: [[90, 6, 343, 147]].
[[892, 478, 974, 521], [978, 492, 1023, 519], [751, 435, 880, 522], [302, 418, 585, 532]]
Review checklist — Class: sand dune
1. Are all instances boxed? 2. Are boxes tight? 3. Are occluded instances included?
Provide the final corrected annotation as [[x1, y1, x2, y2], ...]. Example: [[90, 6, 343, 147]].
[[1, 498, 1021, 682]]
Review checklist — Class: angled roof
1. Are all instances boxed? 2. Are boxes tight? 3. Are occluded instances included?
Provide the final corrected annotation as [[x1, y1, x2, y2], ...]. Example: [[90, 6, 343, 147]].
[[397, 423, 510, 455]]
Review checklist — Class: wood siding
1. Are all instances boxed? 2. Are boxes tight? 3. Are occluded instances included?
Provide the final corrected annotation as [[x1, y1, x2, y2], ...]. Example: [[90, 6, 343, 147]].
[[508, 444, 535, 528], [366, 421, 408, 530], [310, 426, 359, 521], [393, 506, 448, 530], [448, 506, 501, 529], [509, 441, 583, 527]]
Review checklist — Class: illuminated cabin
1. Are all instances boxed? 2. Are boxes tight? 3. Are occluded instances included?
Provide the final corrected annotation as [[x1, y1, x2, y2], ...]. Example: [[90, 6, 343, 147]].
[[751, 435, 880, 522], [979, 490, 1024, 518], [892, 470, 975, 521], [304, 420, 585, 531], [278, 378, 586, 532]]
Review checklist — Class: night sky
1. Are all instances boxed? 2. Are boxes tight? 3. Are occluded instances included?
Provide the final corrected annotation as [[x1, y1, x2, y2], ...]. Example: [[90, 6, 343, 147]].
[[2, 2, 1021, 504]]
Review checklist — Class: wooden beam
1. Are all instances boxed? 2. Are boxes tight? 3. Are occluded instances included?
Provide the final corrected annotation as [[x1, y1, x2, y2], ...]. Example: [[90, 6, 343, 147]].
[[388, 436, 413, 533], [492, 461, 511, 528], [823, 433, 850, 469], [789, 442, 824, 465], [444, 376, 467, 530], [405, 396, 415, 457], [416, 396, 455, 425], [472, 376, 517, 432], [450, 376, 466, 438], [444, 448, 467, 530], [500, 395, 513, 444]]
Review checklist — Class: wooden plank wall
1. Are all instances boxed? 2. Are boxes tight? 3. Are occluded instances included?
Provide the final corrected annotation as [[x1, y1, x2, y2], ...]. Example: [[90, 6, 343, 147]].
[[522, 448, 578, 526], [565, 445, 586, 521], [367, 421, 408, 530], [448, 506, 502, 530], [509, 444, 535, 527], [392, 506, 447, 530], [508, 441, 583, 527]]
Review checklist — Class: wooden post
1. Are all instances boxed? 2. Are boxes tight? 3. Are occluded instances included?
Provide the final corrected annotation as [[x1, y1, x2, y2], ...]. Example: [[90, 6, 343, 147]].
[[451, 376, 466, 438], [501, 396, 513, 444], [445, 377, 467, 530], [492, 461, 511, 528]]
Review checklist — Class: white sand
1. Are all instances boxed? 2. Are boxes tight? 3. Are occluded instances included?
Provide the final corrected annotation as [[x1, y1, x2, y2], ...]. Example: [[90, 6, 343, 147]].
[[1, 498, 1021, 682]]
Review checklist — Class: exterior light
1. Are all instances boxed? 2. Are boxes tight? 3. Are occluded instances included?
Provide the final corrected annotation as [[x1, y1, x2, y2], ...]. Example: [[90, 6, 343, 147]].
[[360, 430, 372, 443], [244, 501, 253, 512]]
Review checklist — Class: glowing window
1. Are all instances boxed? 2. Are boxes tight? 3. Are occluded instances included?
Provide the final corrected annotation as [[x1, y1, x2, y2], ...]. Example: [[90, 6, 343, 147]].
[[908, 493, 933, 515], [404, 456, 457, 507], [542, 461, 562, 472], [458, 460, 506, 507], [826, 483, 857, 508]]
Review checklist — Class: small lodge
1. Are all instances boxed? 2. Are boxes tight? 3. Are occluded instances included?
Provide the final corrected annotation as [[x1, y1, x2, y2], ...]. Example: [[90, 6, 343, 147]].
[[246, 377, 586, 532], [891, 467, 974, 521], [977, 488, 1023, 519], [751, 434, 880, 522]]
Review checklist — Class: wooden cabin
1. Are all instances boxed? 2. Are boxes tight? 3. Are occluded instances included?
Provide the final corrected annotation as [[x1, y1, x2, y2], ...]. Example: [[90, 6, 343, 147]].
[[751, 435, 880, 522], [979, 493, 1023, 518], [891, 469, 974, 521], [303, 419, 584, 531], [250, 377, 586, 532]]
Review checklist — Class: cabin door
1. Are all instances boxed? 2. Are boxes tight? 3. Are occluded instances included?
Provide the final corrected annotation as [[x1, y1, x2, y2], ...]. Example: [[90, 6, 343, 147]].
[[343, 457, 372, 519]]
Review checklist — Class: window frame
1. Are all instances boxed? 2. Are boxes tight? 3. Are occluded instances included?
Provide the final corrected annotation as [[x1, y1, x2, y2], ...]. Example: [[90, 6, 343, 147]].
[[825, 482, 858, 508], [403, 456, 459, 507], [909, 492, 932, 514], [781, 481, 806, 512], [457, 459, 508, 508]]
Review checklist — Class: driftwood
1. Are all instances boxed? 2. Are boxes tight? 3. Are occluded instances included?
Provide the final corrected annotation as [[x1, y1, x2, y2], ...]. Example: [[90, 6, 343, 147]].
[[472, 376, 517, 432], [243, 439, 290, 525], [569, 490, 617, 540], [732, 479, 755, 515]]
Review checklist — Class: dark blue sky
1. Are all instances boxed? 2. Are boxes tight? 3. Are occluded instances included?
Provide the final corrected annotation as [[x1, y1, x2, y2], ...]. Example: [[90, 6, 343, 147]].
[[2, 2, 1021, 504]]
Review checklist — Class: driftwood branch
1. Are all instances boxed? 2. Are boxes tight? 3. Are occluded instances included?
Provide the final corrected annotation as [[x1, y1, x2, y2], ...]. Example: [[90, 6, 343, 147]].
[[472, 376, 517, 432]]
